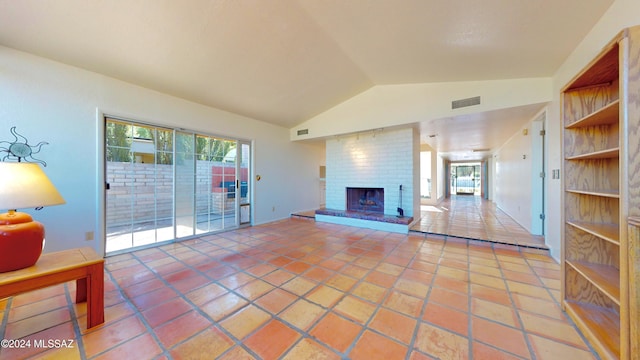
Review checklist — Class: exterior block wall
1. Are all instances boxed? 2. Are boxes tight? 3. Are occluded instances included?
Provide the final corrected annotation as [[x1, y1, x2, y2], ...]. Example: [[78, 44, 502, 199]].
[[106, 160, 238, 225]]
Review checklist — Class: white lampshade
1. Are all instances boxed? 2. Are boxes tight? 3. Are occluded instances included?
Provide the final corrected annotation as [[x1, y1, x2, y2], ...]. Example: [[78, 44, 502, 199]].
[[0, 162, 65, 211]]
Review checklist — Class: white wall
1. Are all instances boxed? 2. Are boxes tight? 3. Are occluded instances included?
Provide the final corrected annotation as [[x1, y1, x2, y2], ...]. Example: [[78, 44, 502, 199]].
[[412, 128, 421, 217], [0, 45, 323, 256], [494, 120, 534, 232], [546, 0, 640, 260], [418, 148, 445, 206], [292, 78, 552, 141], [493, 109, 546, 236], [420, 151, 432, 199]]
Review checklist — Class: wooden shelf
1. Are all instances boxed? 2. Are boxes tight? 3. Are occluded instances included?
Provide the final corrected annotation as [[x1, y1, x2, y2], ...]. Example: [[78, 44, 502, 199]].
[[564, 42, 619, 91], [565, 189, 619, 198], [566, 260, 620, 304], [564, 301, 620, 360], [566, 221, 620, 245], [565, 100, 620, 129], [561, 26, 640, 360], [628, 216, 640, 227], [565, 147, 619, 160]]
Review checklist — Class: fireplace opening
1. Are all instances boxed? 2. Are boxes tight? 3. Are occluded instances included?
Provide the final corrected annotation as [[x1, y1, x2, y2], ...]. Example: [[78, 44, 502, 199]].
[[346, 187, 384, 214]]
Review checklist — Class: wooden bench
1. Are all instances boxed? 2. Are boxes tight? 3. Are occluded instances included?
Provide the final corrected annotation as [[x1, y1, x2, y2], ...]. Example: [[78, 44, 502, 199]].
[[0, 247, 104, 329]]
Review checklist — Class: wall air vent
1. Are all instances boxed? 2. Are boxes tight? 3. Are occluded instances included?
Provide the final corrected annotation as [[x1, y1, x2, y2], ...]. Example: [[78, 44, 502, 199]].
[[297, 129, 309, 136], [452, 96, 481, 109]]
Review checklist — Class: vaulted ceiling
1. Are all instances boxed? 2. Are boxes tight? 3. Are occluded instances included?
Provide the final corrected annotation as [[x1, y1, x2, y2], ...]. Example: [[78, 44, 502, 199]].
[[0, 0, 614, 158]]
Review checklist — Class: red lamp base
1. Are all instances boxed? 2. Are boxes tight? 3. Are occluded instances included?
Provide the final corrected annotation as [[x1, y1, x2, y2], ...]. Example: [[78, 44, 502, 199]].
[[0, 211, 45, 273]]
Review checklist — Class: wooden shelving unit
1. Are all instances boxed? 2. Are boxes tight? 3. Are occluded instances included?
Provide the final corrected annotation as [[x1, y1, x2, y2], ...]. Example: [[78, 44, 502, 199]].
[[561, 26, 640, 360], [627, 218, 640, 358]]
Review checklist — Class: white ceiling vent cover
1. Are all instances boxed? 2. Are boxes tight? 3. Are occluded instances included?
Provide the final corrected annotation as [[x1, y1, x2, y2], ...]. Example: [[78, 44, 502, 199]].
[[452, 96, 481, 109]]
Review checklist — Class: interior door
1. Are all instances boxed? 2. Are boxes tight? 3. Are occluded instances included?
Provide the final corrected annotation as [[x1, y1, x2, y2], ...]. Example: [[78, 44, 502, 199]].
[[531, 117, 545, 235]]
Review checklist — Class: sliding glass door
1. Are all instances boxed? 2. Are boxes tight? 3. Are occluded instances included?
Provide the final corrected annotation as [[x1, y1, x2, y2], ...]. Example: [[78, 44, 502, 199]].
[[105, 120, 175, 253], [239, 141, 251, 224], [175, 131, 196, 238], [193, 133, 239, 233], [104, 118, 250, 254], [452, 163, 481, 195]]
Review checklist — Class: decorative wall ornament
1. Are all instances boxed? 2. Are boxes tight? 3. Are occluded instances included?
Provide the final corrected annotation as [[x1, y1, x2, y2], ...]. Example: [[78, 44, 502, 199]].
[[0, 127, 49, 166]]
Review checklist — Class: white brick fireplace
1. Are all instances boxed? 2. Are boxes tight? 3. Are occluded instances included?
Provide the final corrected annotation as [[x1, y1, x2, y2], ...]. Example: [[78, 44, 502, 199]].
[[319, 127, 419, 232]]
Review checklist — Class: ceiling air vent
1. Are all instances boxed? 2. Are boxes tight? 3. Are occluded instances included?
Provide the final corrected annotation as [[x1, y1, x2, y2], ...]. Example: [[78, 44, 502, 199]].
[[297, 129, 309, 136], [452, 96, 481, 109]]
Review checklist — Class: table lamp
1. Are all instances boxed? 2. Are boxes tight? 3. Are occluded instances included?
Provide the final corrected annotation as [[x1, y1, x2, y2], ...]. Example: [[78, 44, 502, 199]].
[[0, 162, 65, 272]]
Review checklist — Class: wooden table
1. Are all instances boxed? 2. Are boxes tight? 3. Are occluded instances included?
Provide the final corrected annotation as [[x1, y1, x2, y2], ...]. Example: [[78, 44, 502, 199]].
[[0, 247, 104, 329]]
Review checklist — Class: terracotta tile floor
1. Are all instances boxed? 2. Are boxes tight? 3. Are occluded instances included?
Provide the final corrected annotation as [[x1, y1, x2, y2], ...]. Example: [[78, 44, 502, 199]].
[[295, 195, 547, 250], [0, 219, 595, 359], [412, 196, 547, 249]]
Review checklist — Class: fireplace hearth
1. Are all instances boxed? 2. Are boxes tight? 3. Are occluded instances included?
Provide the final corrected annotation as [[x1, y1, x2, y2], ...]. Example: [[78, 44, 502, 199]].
[[346, 187, 384, 214]]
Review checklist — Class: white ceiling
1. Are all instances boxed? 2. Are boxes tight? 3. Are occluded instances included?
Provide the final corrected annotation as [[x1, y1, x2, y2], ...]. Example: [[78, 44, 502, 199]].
[[420, 103, 546, 160], [0, 0, 613, 159]]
